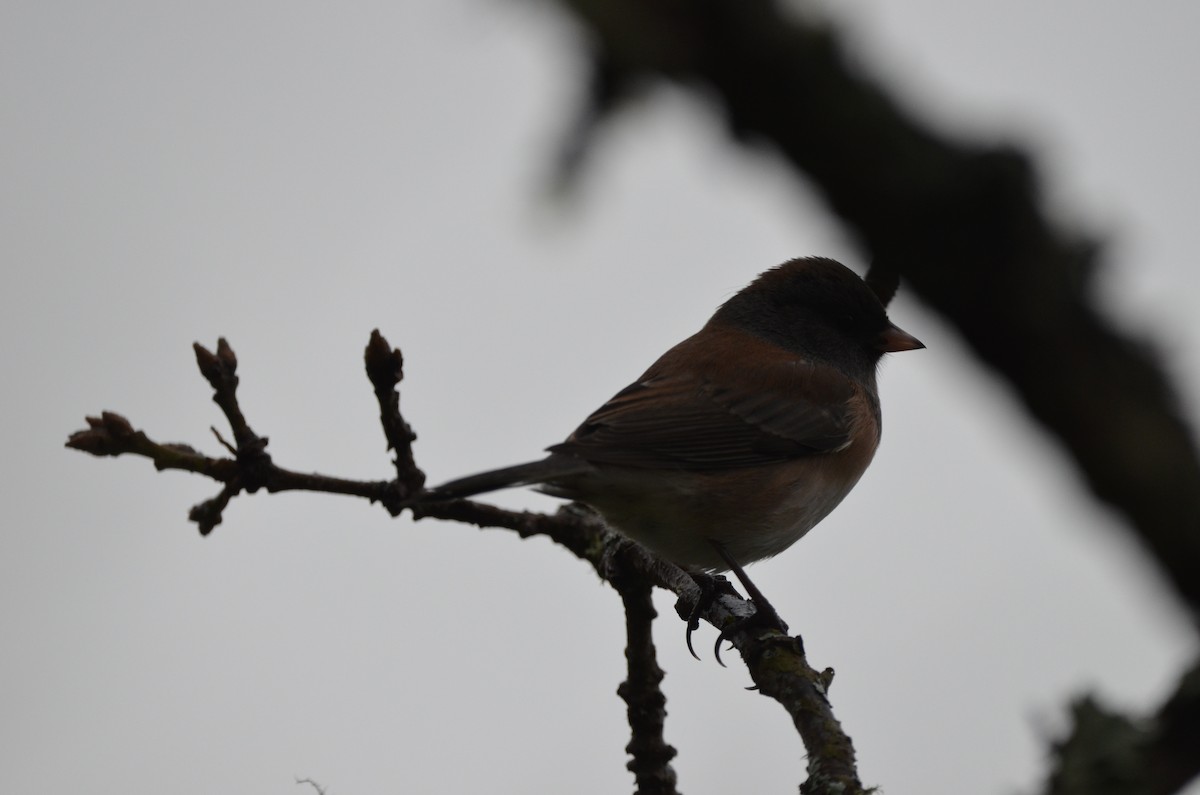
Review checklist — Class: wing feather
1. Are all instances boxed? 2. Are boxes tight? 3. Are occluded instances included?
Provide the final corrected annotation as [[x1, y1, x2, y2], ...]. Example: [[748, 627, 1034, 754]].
[[548, 332, 862, 470]]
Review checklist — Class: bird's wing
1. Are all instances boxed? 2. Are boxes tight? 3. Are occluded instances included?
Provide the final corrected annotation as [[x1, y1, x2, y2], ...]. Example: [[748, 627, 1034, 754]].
[[548, 335, 866, 470]]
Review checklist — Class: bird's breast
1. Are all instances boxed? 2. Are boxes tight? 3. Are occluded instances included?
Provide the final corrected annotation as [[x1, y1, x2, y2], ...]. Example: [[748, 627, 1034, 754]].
[[552, 438, 877, 572]]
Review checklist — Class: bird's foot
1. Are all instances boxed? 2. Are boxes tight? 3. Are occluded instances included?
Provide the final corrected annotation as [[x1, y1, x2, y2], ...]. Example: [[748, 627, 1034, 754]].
[[710, 542, 796, 668], [677, 572, 739, 661]]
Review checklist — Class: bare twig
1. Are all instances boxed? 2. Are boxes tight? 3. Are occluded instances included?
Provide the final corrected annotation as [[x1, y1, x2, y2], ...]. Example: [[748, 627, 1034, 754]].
[[193, 339, 260, 451], [601, 525, 865, 794], [67, 338, 421, 535], [295, 777, 328, 795], [364, 329, 425, 493], [65, 409, 410, 533], [611, 574, 679, 795]]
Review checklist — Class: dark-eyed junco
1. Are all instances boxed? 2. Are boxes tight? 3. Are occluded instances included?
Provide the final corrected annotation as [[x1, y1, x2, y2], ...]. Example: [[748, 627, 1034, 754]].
[[428, 257, 922, 576]]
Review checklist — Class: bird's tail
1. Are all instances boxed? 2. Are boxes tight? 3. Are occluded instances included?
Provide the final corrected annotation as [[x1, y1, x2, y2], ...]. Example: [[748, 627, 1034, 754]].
[[423, 455, 591, 501]]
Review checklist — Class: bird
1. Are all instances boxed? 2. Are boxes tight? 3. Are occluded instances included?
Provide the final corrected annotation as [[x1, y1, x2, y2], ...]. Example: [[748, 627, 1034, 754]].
[[428, 256, 921, 562], [425, 257, 922, 649]]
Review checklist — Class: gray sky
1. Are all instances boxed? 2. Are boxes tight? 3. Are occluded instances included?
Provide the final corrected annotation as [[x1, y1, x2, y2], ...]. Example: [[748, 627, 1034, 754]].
[[4, 1, 1199, 793]]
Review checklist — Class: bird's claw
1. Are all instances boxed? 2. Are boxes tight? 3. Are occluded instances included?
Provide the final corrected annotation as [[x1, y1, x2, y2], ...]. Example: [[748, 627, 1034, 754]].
[[678, 572, 736, 660], [712, 598, 791, 667]]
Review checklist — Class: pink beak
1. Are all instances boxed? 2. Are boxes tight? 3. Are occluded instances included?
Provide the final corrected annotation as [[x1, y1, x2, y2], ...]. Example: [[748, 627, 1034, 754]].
[[878, 323, 925, 353]]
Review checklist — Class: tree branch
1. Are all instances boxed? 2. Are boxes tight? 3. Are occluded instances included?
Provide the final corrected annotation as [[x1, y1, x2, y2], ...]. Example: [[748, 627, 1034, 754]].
[[364, 329, 425, 491], [1044, 659, 1200, 795], [66, 335, 425, 534], [66, 332, 869, 791], [612, 575, 679, 795], [66, 409, 411, 535]]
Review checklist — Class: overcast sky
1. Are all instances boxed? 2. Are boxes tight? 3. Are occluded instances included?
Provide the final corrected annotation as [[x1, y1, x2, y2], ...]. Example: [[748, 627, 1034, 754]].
[[4, 1, 1199, 793]]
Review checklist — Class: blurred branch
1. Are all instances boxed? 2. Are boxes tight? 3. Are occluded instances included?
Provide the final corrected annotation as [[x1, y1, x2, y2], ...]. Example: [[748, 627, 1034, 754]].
[[1045, 660, 1200, 795], [295, 778, 328, 795], [547, 0, 1200, 627]]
